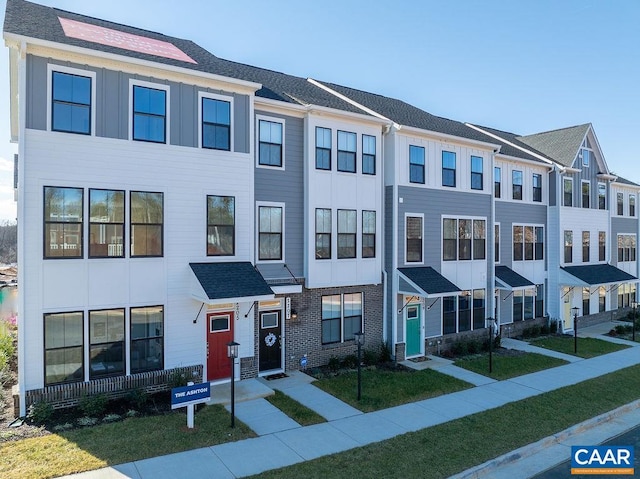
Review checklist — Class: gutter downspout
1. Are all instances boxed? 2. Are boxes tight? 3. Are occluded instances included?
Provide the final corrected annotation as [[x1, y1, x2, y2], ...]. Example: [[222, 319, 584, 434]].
[[16, 41, 26, 417]]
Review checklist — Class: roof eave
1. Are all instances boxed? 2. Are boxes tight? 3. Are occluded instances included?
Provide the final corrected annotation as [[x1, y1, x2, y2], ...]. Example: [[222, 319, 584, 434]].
[[399, 124, 501, 151]]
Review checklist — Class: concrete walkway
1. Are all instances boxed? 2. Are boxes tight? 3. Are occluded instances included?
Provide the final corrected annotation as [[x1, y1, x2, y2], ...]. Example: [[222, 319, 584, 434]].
[[62, 327, 640, 479], [501, 337, 582, 362]]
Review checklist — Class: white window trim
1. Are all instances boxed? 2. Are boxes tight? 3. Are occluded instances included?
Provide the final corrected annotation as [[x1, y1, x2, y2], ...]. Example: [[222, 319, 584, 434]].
[[256, 201, 285, 264], [616, 192, 625, 216], [321, 292, 364, 345], [494, 166, 502, 199], [128, 79, 171, 144], [441, 149, 457, 188], [256, 114, 285, 170], [404, 213, 424, 266], [581, 147, 592, 167], [441, 215, 488, 263], [617, 233, 637, 264], [597, 182, 606, 210], [46, 64, 97, 136], [408, 144, 426, 186], [629, 194, 637, 218], [581, 180, 591, 208], [198, 91, 234, 152], [563, 177, 574, 207], [512, 223, 544, 262]]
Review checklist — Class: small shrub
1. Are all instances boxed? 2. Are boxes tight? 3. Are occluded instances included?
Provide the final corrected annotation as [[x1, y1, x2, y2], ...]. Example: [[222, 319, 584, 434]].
[[521, 327, 532, 339], [79, 393, 108, 417], [52, 422, 73, 432], [126, 409, 138, 418], [0, 331, 14, 361], [467, 339, 481, 355], [363, 348, 378, 366], [441, 349, 454, 359], [608, 329, 618, 337], [328, 356, 341, 372], [128, 388, 149, 410], [0, 350, 7, 373], [27, 401, 53, 425], [77, 417, 98, 427], [379, 342, 392, 363], [451, 340, 468, 357], [341, 354, 358, 369], [167, 369, 188, 388], [530, 326, 541, 337], [102, 413, 122, 423], [541, 324, 550, 335], [550, 321, 558, 334], [493, 334, 501, 349]]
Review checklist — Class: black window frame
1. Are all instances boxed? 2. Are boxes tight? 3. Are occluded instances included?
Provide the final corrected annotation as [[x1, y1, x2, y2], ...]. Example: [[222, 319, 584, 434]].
[[535, 226, 544, 260], [258, 119, 283, 167], [599, 231, 606, 261], [582, 181, 590, 208], [44, 311, 84, 386], [532, 173, 542, 202], [564, 230, 573, 263], [321, 293, 363, 345], [132, 85, 167, 144], [617, 193, 624, 215], [89, 308, 125, 380], [495, 224, 500, 263], [337, 130, 356, 173], [524, 226, 534, 261], [201, 97, 231, 151], [513, 226, 523, 261], [207, 195, 235, 256], [630, 196, 636, 216], [564, 178, 573, 207], [51, 71, 92, 135], [337, 209, 357, 259], [582, 231, 590, 262], [442, 151, 456, 187], [315, 208, 331, 260], [44, 186, 84, 259], [409, 145, 425, 184], [443, 218, 457, 261], [598, 183, 606, 210], [362, 134, 376, 175], [130, 305, 164, 374], [472, 219, 485, 260], [89, 188, 125, 258], [315, 127, 331, 170], [130, 191, 164, 258], [471, 156, 483, 190], [512, 170, 523, 200]]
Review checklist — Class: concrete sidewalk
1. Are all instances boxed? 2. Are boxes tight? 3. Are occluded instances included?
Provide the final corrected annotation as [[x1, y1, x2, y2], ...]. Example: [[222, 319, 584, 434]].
[[62, 330, 640, 479]]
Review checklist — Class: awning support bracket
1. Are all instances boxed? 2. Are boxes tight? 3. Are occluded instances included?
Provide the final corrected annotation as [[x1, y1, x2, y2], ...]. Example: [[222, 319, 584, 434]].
[[561, 287, 574, 299], [244, 301, 257, 318], [283, 264, 299, 284], [193, 302, 205, 324], [427, 297, 440, 311], [398, 296, 419, 315]]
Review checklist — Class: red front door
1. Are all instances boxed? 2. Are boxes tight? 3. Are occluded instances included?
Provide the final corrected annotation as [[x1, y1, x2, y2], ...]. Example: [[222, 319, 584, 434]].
[[207, 312, 234, 381]]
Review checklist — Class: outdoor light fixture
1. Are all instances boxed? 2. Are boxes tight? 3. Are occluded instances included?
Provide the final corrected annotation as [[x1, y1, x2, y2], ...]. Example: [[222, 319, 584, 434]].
[[571, 306, 579, 354], [227, 341, 239, 428], [291, 309, 298, 320], [354, 331, 365, 401]]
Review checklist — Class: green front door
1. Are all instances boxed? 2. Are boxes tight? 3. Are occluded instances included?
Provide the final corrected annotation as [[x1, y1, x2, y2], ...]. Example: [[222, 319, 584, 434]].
[[406, 305, 421, 357]]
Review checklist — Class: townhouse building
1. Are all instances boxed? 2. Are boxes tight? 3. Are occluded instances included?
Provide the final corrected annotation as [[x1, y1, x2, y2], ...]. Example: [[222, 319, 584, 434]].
[[4, 0, 637, 415]]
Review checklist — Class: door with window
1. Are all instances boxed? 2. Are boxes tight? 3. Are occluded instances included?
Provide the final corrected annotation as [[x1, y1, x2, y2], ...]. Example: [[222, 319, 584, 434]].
[[406, 304, 422, 357], [562, 288, 572, 331], [207, 312, 234, 381], [259, 310, 282, 372]]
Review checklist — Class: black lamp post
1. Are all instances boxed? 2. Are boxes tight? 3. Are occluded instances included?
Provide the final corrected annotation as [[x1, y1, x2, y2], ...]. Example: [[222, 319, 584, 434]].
[[354, 331, 365, 401], [632, 302, 637, 342], [227, 341, 239, 428], [571, 307, 579, 354]]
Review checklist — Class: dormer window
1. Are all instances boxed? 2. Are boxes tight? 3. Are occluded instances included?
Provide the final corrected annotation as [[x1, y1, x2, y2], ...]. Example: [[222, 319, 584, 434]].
[[582, 149, 590, 167]]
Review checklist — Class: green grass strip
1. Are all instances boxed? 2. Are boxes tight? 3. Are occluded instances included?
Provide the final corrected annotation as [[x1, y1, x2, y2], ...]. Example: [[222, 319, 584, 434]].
[[530, 336, 629, 358], [265, 390, 325, 426], [455, 351, 568, 380], [255, 364, 640, 479]]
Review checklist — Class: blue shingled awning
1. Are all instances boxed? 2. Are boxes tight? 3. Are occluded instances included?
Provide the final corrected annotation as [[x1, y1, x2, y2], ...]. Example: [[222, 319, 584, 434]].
[[190, 262, 274, 303], [397, 267, 461, 297], [560, 264, 637, 287], [495, 266, 536, 290]]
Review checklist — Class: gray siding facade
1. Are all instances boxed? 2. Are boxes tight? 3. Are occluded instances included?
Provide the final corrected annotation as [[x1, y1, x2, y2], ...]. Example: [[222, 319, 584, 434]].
[[254, 110, 304, 280], [26, 55, 250, 152], [495, 202, 547, 266], [611, 217, 638, 267]]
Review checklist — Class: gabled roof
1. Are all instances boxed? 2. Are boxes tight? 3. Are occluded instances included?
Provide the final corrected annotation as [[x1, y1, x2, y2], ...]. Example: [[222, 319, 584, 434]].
[[560, 264, 637, 287], [190, 262, 274, 303], [397, 267, 461, 297], [466, 124, 554, 165], [3, 0, 369, 116], [518, 124, 591, 167], [315, 81, 499, 145], [495, 266, 535, 290], [614, 176, 640, 187]]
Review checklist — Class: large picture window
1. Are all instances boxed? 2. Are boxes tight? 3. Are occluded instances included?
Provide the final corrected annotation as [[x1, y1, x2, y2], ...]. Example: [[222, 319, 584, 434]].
[[207, 195, 235, 256], [315, 127, 331, 170], [409, 146, 425, 184], [44, 186, 83, 259], [406, 216, 423, 263], [259, 120, 283, 167], [44, 311, 83, 385], [89, 189, 124, 258], [132, 85, 166, 143], [130, 191, 163, 257], [362, 210, 376, 258], [52, 71, 91, 134], [321, 293, 362, 344], [315, 208, 331, 259], [89, 309, 125, 379], [258, 206, 283, 260], [362, 135, 376, 175], [202, 97, 230, 150], [130, 306, 163, 373], [337, 209, 356, 259], [444, 217, 486, 261], [337, 131, 356, 173]]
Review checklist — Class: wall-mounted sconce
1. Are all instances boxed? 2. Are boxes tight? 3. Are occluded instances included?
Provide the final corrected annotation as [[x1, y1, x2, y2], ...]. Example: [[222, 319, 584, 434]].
[[291, 309, 298, 321]]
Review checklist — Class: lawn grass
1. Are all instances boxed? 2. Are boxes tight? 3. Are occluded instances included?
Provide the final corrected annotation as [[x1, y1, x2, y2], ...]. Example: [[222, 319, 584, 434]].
[[530, 336, 629, 358], [455, 351, 568, 380], [313, 367, 471, 412], [0, 405, 254, 479], [254, 364, 640, 479], [265, 390, 325, 426]]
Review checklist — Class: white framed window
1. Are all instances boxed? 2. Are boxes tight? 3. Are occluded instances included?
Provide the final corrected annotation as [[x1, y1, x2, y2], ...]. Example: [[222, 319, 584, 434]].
[[47, 64, 97, 136], [198, 91, 233, 151], [256, 115, 285, 169], [256, 201, 285, 262], [581, 148, 591, 167], [630, 195, 636, 217], [443, 216, 487, 262], [321, 293, 363, 344], [598, 183, 606, 210], [405, 213, 424, 264], [581, 181, 590, 208], [563, 177, 573, 207], [128, 79, 170, 144]]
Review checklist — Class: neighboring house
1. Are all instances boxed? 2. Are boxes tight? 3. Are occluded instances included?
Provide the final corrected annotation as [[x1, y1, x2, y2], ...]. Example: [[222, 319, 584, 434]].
[[4, 0, 637, 416]]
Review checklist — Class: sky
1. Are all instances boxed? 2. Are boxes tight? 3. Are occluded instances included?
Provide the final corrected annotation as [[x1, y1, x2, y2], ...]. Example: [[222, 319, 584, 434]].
[[0, 0, 639, 222]]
